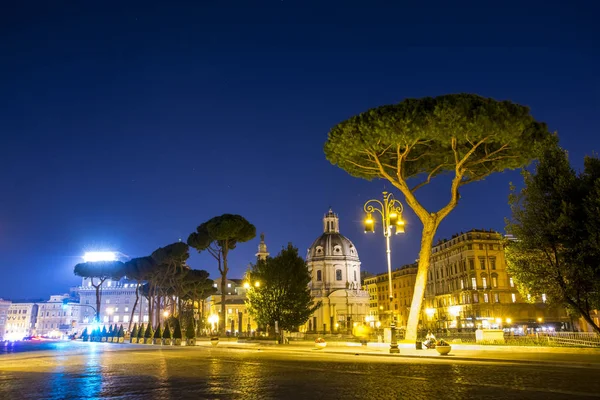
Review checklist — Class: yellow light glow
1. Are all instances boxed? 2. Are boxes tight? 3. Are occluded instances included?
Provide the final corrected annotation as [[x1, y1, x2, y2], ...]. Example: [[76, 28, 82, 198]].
[[495, 318, 502, 324], [376, 321, 381, 328], [254, 281, 260, 287], [506, 318, 512, 324], [425, 308, 435, 317], [163, 311, 169, 318], [353, 322, 358, 327], [537, 317, 543, 323], [106, 308, 114, 314], [335, 323, 339, 328], [379, 306, 383, 310], [208, 314, 219, 324], [243, 282, 250, 289], [449, 306, 460, 317]]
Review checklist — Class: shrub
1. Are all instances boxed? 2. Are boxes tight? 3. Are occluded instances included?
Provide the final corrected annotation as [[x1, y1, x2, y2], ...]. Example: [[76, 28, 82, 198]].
[[172, 319, 183, 339], [144, 323, 153, 339], [186, 319, 196, 339], [162, 322, 171, 339], [153, 323, 162, 339], [130, 323, 138, 339], [118, 325, 125, 338]]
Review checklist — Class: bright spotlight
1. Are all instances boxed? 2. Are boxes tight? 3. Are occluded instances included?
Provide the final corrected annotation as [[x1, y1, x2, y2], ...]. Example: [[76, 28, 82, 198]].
[[83, 252, 117, 262]]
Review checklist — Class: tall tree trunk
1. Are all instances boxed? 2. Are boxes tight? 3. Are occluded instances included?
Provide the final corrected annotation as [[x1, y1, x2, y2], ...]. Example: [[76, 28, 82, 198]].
[[128, 281, 140, 331], [220, 246, 228, 333], [405, 219, 438, 342], [148, 284, 154, 328], [92, 277, 105, 323], [567, 298, 600, 334]]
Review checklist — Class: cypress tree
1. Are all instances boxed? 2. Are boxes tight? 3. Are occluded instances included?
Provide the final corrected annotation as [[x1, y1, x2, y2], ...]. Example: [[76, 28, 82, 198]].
[[153, 323, 162, 339], [101, 326, 108, 338], [130, 324, 138, 343], [186, 319, 195, 339], [144, 323, 153, 339], [172, 319, 182, 339], [162, 322, 171, 339], [138, 324, 145, 340], [118, 325, 125, 337]]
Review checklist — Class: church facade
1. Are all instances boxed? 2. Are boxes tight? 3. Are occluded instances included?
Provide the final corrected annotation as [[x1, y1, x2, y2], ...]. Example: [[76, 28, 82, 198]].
[[304, 209, 370, 333]]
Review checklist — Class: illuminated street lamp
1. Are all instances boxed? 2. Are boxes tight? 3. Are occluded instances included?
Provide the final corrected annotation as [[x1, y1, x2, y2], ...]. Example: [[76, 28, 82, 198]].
[[363, 191, 405, 354], [208, 314, 219, 333]]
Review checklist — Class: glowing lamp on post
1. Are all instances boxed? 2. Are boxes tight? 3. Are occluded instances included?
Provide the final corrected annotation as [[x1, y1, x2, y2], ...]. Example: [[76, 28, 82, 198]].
[[395, 219, 405, 234], [254, 281, 260, 288], [243, 282, 250, 289], [389, 211, 398, 226], [364, 213, 375, 233], [83, 251, 117, 262]]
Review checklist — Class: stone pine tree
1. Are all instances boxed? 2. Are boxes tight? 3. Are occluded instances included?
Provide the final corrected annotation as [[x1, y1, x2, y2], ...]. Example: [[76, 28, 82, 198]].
[[506, 143, 600, 333], [122, 256, 155, 331], [188, 214, 256, 332], [246, 243, 321, 338], [324, 94, 553, 341], [74, 260, 125, 322]]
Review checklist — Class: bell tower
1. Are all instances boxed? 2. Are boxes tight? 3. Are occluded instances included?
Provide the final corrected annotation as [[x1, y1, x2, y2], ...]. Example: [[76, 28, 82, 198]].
[[323, 208, 340, 233], [256, 233, 269, 260]]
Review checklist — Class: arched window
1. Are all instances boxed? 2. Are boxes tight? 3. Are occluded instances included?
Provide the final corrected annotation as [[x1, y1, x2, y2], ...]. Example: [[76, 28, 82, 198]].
[[316, 246, 323, 256], [336, 269, 342, 281], [354, 270, 357, 281], [491, 273, 498, 288], [316, 270, 322, 281]]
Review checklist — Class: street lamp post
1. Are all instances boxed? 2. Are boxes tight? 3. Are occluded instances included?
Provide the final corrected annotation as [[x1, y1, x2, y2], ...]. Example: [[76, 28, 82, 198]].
[[363, 191, 405, 354]]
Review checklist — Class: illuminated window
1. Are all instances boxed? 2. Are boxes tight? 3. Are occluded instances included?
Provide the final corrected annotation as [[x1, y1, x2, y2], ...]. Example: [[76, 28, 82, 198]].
[[542, 294, 547, 303], [492, 276, 498, 288], [123, 316, 130, 323], [228, 309, 232, 314], [227, 283, 231, 288], [511, 293, 516, 303], [124, 307, 129, 312], [113, 316, 119, 323], [107, 281, 111, 287], [482, 277, 487, 289], [471, 277, 477, 290], [460, 279, 464, 289], [483, 293, 489, 303], [143, 315, 149, 322], [103, 316, 109, 323], [509, 277, 514, 287], [133, 315, 139, 323], [494, 293, 499, 303]]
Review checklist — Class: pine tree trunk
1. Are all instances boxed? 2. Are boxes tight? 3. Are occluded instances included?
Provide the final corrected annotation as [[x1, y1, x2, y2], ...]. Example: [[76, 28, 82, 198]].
[[404, 219, 437, 342], [220, 246, 228, 334], [128, 282, 140, 332]]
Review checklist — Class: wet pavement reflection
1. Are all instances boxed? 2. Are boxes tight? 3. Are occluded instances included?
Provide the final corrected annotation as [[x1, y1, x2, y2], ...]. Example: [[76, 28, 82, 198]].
[[1, 342, 599, 399]]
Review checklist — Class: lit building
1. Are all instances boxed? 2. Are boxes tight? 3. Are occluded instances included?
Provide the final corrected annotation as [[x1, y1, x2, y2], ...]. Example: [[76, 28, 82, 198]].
[[423, 229, 570, 332], [0, 299, 11, 341], [363, 263, 417, 329], [305, 209, 369, 333], [4, 301, 37, 340], [36, 295, 79, 337], [75, 277, 149, 332]]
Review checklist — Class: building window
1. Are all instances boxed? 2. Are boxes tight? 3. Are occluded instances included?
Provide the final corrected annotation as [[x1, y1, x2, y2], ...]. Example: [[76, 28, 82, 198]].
[[113, 316, 119, 323], [104, 316, 109, 323], [471, 277, 477, 290], [316, 270, 322, 281], [479, 244, 483, 250], [336, 269, 342, 281], [467, 244, 472, 250], [483, 293, 489, 303], [469, 259, 475, 270], [143, 315, 149, 322], [460, 279, 464, 289], [227, 283, 231, 288], [123, 316, 130, 323], [511, 293, 517, 303], [133, 315, 139, 323], [479, 258, 485, 270], [124, 307, 129, 312], [482, 277, 487, 290], [106, 299, 110, 304], [494, 293, 499, 303], [509, 277, 515, 288], [354, 270, 357, 281], [473, 293, 479, 303], [490, 258, 496, 270], [492, 275, 498, 288]]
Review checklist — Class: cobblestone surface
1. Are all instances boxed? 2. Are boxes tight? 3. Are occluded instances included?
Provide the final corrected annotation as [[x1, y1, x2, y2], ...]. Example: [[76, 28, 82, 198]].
[[1, 342, 599, 399]]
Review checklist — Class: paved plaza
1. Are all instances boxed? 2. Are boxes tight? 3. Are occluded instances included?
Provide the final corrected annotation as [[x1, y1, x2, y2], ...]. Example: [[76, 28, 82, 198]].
[[1, 341, 600, 399]]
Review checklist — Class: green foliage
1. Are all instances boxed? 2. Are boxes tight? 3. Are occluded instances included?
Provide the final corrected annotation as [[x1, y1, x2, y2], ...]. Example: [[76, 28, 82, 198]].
[[187, 214, 256, 255], [138, 324, 145, 339], [172, 319, 183, 339], [506, 144, 600, 333], [246, 243, 321, 332], [123, 256, 156, 281], [130, 324, 138, 340], [144, 323, 153, 339], [324, 94, 551, 185], [118, 325, 125, 338], [74, 261, 126, 282], [153, 323, 162, 339], [162, 322, 171, 339], [185, 319, 196, 339]]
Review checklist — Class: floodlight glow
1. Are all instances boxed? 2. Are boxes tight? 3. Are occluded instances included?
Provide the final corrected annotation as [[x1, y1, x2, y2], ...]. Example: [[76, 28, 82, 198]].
[[83, 252, 117, 262]]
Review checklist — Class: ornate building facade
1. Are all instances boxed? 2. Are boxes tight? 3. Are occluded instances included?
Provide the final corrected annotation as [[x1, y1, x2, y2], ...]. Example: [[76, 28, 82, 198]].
[[423, 229, 570, 332], [305, 209, 369, 333]]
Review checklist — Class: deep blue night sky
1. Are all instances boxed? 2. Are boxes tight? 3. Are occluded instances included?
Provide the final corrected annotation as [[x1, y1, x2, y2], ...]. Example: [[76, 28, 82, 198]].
[[1, 1, 598, 299]]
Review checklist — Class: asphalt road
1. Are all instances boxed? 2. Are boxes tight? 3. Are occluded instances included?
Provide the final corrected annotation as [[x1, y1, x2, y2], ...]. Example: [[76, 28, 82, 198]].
[[1, 342, 599, 400]]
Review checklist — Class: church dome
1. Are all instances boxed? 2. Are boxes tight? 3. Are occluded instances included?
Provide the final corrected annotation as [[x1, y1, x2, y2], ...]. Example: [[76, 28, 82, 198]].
[[306, 209, 360, 262]]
